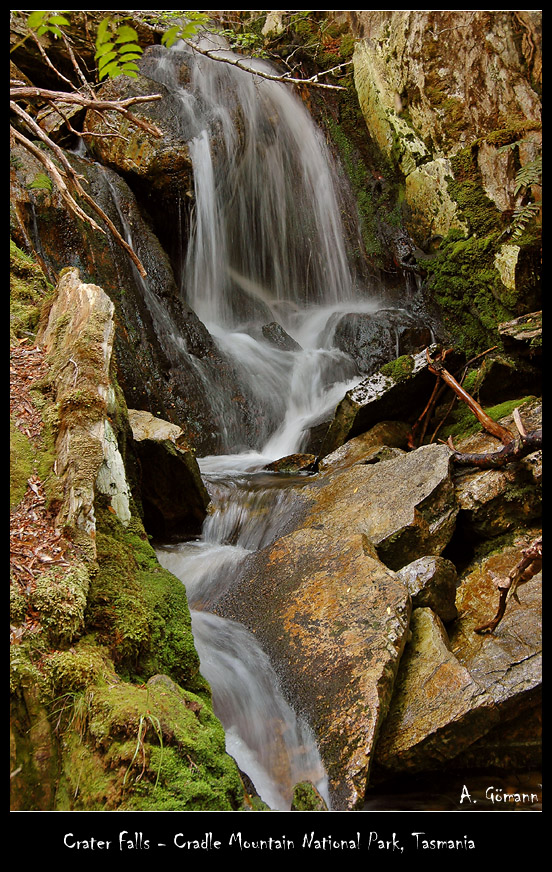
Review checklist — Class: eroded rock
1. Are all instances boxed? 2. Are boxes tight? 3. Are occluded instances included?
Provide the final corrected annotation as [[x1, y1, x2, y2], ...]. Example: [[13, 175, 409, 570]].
[[396, 556, 458, 623], [37, 268, 126, 552], [373, 534, 542, 779], [128, 409, 210, 539], [216, 529, 411, 810], [308, 442, 458, 571]]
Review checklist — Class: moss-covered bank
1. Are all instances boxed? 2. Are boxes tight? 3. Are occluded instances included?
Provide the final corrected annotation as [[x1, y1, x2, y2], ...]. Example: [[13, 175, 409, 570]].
[[10, 246, 247, 811]]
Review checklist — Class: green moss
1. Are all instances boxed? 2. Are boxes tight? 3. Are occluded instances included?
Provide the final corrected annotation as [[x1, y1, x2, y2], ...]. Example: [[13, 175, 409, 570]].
[[30, 561, 90, 647], [10, 419, 35, 509], [88, 503, 208, 695], [380, 354, 415, 383], [439, 396, 536, 441], [423, 231, 519, 357], [10, 239, 54, 343], [60, 674, 246, 811]]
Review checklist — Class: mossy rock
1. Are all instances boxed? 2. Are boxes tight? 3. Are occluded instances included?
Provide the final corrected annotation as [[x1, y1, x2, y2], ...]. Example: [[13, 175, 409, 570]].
[[56, 673, 246, 811], [10, 239, 53, 343], [29, 561, 90, 647], [87, 504, 208, 695], [10, 419, 35, 509]]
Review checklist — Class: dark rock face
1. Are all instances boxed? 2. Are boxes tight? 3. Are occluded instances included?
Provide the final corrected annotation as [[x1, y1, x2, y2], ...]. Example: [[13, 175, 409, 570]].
[[128, 410, 210, 539], [330, 307, 434, 375], [10, 144, 258, 455]]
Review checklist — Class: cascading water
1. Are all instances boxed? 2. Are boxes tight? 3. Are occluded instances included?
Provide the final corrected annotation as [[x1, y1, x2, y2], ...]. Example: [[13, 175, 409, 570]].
[[142, 36, 385, 456], [136, 35, 410, 809]]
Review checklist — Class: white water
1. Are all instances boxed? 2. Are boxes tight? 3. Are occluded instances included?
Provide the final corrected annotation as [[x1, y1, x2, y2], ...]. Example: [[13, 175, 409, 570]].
[[141, 36, 401, 809], [157, 473, 330, 809]]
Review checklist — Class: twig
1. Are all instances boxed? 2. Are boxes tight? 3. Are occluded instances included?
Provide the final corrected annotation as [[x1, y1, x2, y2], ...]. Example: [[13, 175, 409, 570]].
[[187, 40, 350, 90], [11, 102, 148, 277], [426, 348, 514, 445], [474, 536, 542, 634], [447, 427, 542, 468]]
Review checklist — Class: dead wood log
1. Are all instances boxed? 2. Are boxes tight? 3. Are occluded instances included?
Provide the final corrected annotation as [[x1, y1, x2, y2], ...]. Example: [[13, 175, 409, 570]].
[[474, 536, 542, 634]]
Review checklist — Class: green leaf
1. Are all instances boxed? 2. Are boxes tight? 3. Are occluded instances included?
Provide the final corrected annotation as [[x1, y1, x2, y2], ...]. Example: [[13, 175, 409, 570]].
[[27, 172, 52, 192], [118, 42, 142, 54], [48, 15, 70, 26], [27, 11, 48, 29], [98, 51, 118, 70], [161, 25, 181, 47], [99, 60, 121, 80], [96, 17, 111, 44], [94, 41, 115, 59], [115, 25, 138, 43]]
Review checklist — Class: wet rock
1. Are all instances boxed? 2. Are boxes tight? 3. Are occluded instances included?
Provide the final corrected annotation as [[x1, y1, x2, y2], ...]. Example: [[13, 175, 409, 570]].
[[128, 409, 210, 539], [216, 530, 411, 810], [264, 453, 316, 473], [330, 308, 433, 376], [396, 556, 458, 623], [317, 346, 462, 459], [307, 442, 458, 571], [216, 440, 460, 807], [261, 322, 302, 352], [373, 534, 542, 778], [317, 420, 410, 473], [10, 143, 256, 455], [373, 607, 496, 776]]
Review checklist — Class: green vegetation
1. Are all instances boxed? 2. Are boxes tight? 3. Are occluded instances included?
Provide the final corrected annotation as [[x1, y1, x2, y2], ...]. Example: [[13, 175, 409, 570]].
[[439, 395, 536, 442], [381, 355, 415, 383], [95, 17, 143, 80], [9, 239, 53, 342]]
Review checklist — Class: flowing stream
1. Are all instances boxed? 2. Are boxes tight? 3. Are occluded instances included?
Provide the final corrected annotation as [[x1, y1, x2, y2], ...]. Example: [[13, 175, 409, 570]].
[[130, 36, 409, 809]]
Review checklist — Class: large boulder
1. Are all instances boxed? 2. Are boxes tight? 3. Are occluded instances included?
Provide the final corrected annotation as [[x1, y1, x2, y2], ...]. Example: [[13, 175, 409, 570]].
[[373, 533, 542, 777], [128, 409, 210, 539], [216, 440, 460, 808], [317, 346, 461, 460], [217, 529, 411, 810], [308, 442, 458, 571]]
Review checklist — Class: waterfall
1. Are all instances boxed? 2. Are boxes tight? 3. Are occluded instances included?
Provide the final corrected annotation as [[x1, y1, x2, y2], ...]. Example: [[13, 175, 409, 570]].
[[141, 37, 385, 458], [139, 36, 396, 809]]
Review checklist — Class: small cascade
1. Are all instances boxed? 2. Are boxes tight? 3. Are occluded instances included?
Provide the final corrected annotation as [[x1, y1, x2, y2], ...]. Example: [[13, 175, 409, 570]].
[[157, 467, 330, 809]]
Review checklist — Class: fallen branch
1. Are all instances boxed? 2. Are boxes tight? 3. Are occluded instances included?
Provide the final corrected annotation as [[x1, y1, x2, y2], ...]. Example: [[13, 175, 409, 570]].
[[11, 103, 148, 277], [474, 536, 542, 634], [426, 348, 514, 445], [447, 427, 542, 468], [10, 86, 164, 138]]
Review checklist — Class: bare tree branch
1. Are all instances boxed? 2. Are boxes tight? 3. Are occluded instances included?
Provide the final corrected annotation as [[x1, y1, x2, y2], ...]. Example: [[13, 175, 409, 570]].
[[187, 39, 351, 90], [446, 427, 542, 468], [11, 86, 164, 137], [11, 101, 148, 277], [426, 347, 514, 445]]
